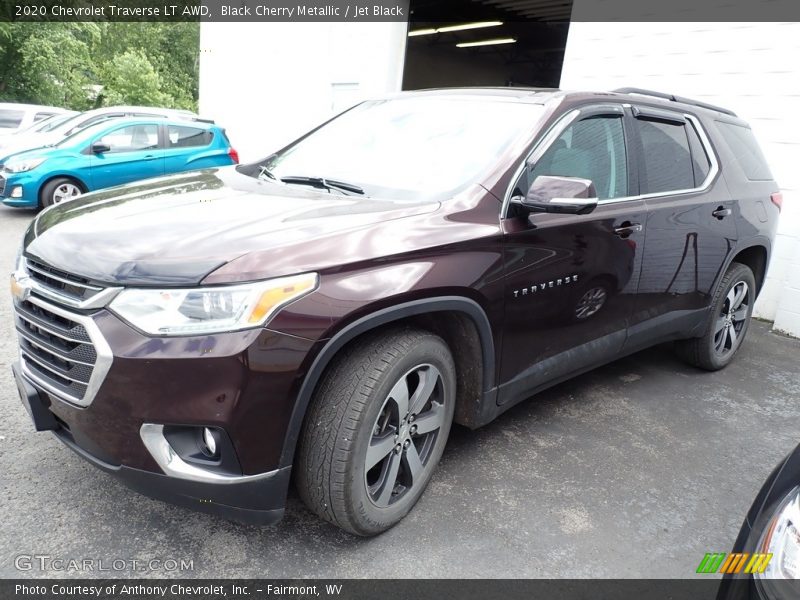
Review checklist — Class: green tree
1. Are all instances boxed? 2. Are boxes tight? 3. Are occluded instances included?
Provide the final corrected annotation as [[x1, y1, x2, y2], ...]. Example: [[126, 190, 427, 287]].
[[0, 22, 199, 111], [19, 23, 101, 109], [99, 49, 172, 107]]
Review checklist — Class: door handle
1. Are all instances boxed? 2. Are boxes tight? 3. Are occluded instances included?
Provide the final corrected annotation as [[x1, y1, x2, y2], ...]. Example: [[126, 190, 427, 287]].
[[712, 206, 732, 219], [613, 222, 642, 238]]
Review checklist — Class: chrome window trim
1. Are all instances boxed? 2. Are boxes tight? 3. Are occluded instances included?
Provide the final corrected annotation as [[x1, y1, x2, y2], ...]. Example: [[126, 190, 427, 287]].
[[16, 294, 113, 409], [501, 107, 720, 218]]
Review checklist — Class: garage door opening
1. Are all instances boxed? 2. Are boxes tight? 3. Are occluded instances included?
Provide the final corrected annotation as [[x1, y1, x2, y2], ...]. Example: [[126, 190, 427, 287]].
[[403, 0, 572, 90]]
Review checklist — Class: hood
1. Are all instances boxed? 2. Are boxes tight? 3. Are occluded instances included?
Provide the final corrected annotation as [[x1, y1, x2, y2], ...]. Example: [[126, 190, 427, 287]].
[[24, 167, 441, 286], [0, 132, 60, 160]]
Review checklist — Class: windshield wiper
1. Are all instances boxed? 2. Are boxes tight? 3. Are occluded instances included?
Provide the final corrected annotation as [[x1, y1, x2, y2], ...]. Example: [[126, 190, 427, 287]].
[[280, 175, 364, 195]]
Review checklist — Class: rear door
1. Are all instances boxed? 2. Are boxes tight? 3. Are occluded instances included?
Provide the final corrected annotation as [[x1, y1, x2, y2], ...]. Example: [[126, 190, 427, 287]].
[[499, 104, 646, 405], [162, 124, 220, 174], [88, 123, 164, 189], [626, 106, 737, 348]]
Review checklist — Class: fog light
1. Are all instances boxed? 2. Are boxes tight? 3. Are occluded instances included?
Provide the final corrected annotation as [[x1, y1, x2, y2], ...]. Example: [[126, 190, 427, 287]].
[[10, 186, 23, 198], [202, 427, 218, 457]]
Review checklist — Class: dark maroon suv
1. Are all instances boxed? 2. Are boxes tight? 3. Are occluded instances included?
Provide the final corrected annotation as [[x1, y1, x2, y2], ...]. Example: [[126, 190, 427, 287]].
[[11, 88, 780, 535]]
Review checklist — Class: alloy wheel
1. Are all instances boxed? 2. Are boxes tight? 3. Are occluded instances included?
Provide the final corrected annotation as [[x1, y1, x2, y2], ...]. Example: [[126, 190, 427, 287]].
[[365, 364, 445, 508], [714, 280, 749, 356], [52, 182, 81, 204]]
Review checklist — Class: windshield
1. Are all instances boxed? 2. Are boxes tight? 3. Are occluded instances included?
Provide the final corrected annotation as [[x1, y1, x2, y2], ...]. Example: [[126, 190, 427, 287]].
[[14, 112, 73, 135], [47, 111, 114, 139], [37, 113, 76, 132], [259, 96, 546, 200]]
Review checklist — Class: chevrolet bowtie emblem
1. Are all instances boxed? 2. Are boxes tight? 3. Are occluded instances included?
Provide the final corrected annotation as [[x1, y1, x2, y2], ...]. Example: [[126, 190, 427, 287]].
[[10, 272, 32, 303]]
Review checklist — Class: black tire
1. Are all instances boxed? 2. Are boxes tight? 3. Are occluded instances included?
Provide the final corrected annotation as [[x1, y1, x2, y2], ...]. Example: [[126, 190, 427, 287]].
[[676, 262, 756, 371], [296, 327, 456, 536], [40, 177, 83, 208]]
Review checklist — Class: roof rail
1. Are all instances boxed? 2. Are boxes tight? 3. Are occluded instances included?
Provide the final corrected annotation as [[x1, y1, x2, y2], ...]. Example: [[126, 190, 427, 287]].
[[612, 87, 737, 117]]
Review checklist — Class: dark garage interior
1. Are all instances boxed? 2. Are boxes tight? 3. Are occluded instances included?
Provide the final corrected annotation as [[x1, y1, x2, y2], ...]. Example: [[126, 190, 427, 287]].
[[403, 0, 573, 90]]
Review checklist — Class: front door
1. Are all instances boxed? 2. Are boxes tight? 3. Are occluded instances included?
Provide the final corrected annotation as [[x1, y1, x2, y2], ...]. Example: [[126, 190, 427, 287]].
[[89, 123, 164, 190], [499, 105, 646, 406]]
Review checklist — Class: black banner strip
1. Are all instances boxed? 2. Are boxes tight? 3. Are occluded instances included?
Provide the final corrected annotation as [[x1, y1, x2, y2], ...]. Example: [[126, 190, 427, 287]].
[[2, 0, 800, 23]]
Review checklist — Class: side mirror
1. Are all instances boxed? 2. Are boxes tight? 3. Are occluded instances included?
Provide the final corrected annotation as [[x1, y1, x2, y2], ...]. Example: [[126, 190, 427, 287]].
[[519, 175, 599, 215], [91, 142, 111, 154]]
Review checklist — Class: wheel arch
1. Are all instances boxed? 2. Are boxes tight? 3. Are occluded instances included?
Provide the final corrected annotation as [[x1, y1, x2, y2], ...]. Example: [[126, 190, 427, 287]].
[[730, 243, 769, 296], [37, 174, 89, 206], [278, 296, 497, 468]]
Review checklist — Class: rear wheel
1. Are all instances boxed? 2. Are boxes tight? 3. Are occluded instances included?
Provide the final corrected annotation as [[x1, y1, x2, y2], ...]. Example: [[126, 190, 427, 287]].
[[676, 262, 756, 370], [40, 177, 82, 208], [296, 328, 456, 536]]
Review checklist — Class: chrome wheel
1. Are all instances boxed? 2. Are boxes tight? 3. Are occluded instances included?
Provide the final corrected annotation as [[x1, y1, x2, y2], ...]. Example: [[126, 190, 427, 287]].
[[714, 280, 749, 356], [365, 364, 445, 508], [52, 182, 81, 204], [575, 286, 608, 320]]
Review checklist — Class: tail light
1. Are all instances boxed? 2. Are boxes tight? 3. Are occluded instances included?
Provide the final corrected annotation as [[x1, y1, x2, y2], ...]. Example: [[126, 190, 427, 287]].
[[771, 192, 783, 212], [228, 148, 239, 164]]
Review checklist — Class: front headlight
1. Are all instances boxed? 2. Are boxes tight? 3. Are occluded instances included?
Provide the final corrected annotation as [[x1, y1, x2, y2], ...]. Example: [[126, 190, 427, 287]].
[[4, 156, 47, 173], [109, 272, 318, 336], [756, 487, 800, 583]]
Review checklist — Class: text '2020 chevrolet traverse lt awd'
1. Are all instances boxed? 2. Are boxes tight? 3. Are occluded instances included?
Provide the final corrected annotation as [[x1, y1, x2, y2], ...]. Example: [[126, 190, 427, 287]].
[[11, 88, 780, 535]]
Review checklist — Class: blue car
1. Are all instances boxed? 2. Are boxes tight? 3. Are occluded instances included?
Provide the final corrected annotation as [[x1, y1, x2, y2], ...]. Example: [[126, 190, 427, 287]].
[[0, 117, 238, 208]]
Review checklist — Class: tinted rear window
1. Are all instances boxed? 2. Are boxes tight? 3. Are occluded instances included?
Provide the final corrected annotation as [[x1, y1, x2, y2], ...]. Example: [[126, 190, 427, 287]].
[[716, 121, 773, 181], [167, 125, 213, 148], [0, 109, 25, 129]]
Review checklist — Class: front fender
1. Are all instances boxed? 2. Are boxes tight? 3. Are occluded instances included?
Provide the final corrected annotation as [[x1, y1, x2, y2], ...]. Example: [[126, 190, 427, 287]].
[[275, 296, 497, 468]]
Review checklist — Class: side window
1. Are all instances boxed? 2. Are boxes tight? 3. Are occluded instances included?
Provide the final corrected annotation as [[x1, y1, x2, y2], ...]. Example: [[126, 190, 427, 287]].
[[716, 121, 773, 181], [686, 121, 711, 186], [636, 118, 695, 194], [33, 112, 55, 123], [167, 125, 213, 149], [95, 124, 159, 153], [528, 115, 628, 201]]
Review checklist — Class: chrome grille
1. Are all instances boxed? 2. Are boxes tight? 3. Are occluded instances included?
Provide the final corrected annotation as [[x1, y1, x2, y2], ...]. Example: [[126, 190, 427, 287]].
[[14, 261, 115, 408], [26, 258, 102, 303], [0, 175, 5, 197]]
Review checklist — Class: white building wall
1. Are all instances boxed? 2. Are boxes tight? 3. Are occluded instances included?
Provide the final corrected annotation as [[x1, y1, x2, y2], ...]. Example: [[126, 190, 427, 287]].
[[199, 22, 407, 161], [561, 21, 800, 337]]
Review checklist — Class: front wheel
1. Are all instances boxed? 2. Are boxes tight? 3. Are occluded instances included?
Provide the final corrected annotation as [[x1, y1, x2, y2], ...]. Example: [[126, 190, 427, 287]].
[[296, 328, 456, 536], [40, 177, 82, 208], [676, 262, 756, 371]]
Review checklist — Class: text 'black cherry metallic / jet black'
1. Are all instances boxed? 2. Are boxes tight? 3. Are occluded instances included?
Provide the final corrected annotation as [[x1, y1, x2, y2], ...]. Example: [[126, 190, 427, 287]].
[[10, 88, 780, 535]]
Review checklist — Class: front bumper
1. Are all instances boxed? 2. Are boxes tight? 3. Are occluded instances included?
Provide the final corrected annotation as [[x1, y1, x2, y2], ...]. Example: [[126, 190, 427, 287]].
[[10, 282, 318, 523], [0, 172, 39, 207], [14, 359, 293, 525]]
